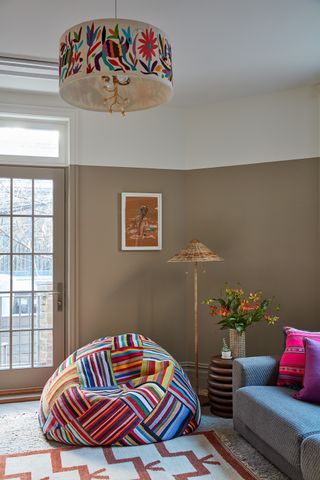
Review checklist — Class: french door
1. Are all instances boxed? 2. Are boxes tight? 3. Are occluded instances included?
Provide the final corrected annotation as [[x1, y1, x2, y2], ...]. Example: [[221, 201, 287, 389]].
[[0, 166, 65, 390]]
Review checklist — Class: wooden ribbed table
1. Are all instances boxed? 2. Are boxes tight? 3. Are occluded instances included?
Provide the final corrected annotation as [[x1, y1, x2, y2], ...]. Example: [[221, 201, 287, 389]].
[[208, 356, 233, 418]]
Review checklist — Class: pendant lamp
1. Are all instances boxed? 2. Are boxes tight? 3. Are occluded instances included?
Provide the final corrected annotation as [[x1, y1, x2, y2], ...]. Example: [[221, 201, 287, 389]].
[[58, 1, 173, 115]]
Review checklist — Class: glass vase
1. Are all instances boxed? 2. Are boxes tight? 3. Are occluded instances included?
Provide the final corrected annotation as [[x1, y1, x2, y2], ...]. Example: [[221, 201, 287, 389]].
[[229, 329, 246, 358]]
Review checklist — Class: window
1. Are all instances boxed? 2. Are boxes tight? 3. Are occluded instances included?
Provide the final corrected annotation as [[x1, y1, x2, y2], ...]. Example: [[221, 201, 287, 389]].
[[0, 114, 69, 166], [0, 177, 54, 369], [0, 127, 59, 158]]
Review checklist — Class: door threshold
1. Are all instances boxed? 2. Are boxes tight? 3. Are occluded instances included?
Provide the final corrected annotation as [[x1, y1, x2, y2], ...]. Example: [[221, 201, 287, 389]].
[[0, 387, 42, 404]]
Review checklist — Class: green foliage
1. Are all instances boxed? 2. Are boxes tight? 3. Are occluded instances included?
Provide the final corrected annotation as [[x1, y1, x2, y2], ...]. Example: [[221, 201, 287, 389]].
[[221, 338, 230, 352]]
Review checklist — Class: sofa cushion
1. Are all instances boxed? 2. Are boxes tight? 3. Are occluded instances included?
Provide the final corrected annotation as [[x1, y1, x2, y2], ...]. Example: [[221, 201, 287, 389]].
[[301, 434, 320, 480], [234, 385, 320, 470], [277, 327, 320, 388], [296, 338, 320, 404]]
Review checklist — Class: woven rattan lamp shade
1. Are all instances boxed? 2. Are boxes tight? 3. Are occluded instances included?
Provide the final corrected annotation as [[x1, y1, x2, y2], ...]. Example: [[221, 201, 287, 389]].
[[168, 239, 223, 263]]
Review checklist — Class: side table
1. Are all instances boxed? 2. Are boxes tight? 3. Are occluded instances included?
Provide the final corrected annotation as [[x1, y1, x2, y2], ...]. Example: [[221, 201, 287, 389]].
[[208, 355, 233, 418]]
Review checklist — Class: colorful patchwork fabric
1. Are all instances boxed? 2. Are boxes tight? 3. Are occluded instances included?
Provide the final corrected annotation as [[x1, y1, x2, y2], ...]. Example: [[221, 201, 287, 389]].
[[39, 333, 201, 446], [277, 327, 320, 387]]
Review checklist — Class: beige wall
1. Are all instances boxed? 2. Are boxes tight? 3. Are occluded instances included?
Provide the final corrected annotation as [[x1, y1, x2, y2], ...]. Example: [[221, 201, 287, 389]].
[[76, 158, 320, 365], [77, 166, 188, 361], [185, 158, 320, 363]]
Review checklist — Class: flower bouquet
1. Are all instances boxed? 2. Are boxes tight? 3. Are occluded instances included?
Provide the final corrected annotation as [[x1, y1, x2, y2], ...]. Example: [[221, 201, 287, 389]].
[[204, 286, 279, 357]]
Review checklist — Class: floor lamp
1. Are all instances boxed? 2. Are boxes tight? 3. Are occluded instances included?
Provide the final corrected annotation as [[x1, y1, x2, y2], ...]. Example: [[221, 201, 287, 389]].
[[168, 239, 223, 396]]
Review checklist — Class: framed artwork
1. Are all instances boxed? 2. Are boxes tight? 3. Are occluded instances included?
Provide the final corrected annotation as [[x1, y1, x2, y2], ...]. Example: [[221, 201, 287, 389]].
[[121, 192, 162, 250]]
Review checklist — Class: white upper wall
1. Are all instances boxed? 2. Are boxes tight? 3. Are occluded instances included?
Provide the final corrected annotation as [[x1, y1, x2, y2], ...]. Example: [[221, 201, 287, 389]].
[[0, 90, 186, 169], [185, 86, 319, 169], [77, 107, 186, 170], [0, 85, 318, 170]]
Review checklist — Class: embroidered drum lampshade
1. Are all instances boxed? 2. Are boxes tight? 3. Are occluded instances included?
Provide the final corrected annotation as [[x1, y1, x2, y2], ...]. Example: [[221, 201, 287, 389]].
[[59, 18, 173, 115]]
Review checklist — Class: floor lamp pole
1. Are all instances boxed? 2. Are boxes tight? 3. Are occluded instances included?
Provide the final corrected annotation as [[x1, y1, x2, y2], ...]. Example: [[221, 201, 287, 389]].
[[194, 262, 199, 395], [168, 239, 223, 398]]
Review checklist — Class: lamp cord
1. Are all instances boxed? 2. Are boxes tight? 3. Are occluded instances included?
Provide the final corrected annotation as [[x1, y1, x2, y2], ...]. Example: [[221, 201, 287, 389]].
[[115, 0, 118, 19]]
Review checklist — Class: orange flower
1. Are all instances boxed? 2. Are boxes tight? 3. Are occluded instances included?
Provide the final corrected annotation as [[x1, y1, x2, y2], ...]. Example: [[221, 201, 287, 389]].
[[209, 305, 229, 317], [217, 307, 230, 317], [241, 300, 256, 312], [210, 306, 218, 314]]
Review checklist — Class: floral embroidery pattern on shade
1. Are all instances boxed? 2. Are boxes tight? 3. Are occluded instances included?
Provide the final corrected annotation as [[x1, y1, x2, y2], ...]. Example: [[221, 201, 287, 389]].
[[138, 28, 158, 60], [59, 22, 173, 83]]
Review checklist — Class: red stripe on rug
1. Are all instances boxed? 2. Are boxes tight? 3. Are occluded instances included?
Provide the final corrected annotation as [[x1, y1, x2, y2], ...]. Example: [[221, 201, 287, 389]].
[[202, 431, 258, 480]]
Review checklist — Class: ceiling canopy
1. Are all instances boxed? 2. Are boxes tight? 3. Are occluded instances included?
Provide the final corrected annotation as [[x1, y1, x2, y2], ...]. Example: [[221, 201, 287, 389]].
[[0, 0, 319, 106]]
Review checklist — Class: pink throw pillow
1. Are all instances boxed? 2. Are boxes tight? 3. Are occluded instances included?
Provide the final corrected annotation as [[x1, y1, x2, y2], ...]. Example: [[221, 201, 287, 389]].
[[277, 327, 320, 387]]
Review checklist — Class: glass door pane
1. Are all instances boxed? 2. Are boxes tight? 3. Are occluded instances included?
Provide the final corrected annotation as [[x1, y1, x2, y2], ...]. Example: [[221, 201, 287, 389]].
[[0, 166, 64, 389]]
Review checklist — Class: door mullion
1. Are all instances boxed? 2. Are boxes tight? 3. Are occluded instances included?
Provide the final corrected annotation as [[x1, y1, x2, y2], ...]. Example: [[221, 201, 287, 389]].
[[9, 178, 12, 369], [31, 179, 34, 368]]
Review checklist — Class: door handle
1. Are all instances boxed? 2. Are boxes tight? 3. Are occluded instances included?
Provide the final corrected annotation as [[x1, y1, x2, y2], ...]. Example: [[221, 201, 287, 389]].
[[56, 282, 64, 312], [41, 286, 64, 311]]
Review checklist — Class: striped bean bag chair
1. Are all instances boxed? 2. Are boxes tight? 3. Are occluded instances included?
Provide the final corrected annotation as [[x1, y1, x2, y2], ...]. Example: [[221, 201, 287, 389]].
[[39, 333, 201, 446]]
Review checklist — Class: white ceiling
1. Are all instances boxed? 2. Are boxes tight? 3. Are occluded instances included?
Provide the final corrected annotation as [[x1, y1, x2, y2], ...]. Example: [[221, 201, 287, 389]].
[[0, 0, 320, 107]]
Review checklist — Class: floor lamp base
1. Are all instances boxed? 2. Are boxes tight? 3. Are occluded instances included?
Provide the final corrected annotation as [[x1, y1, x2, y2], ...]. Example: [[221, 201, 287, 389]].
[[199, 391, 210, 407]]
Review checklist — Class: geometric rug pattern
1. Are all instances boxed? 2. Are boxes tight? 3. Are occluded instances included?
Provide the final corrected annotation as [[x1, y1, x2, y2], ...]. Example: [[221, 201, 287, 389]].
[[0, 432, 258, 479], [39, 333, 201, 446]]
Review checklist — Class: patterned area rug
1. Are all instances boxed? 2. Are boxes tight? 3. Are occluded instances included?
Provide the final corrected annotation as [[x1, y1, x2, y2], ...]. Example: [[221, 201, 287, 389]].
[[0, 402, 288, 479], [0, 431, 258, 480]]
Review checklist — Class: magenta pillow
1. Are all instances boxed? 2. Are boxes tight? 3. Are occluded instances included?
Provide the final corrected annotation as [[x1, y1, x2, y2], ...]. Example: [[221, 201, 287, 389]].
[[277, 327, 320, 387], [295, 338, 320, 403]]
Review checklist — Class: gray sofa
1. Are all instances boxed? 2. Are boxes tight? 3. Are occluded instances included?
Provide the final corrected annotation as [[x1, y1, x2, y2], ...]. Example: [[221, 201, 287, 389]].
[[233, 356, 320, 480]]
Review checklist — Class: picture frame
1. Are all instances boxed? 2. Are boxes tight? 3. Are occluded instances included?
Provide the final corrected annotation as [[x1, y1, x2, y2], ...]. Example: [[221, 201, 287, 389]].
[[121, 192, 162, 251]]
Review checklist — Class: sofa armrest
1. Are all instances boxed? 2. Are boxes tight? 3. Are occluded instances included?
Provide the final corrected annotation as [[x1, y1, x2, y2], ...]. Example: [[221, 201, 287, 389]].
[[233, 356, 280, 393], [301, 434, 320, 480]]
